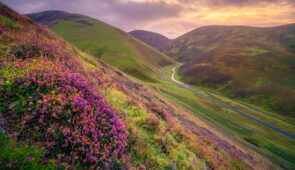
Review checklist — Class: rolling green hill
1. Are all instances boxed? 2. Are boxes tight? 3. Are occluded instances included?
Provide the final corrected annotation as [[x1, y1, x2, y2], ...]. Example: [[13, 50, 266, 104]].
[[2, 3, 295, 169], [1, 3, 258, 169], [129, 30, 171, 49], [27, 11, 175, 82], [162, 25, 295, 117]]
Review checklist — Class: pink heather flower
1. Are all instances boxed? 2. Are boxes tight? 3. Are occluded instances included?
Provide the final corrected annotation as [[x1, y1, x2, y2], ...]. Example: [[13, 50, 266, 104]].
[[6, 163, 12, 168], [62, 128, 70, 136], [140, 164, 146, 170], [104, 163, 109, 168], [1, 59, 128, 168], [62, 142, 68, 147], [69, 165, 75, 169], [42, 158, 48, 163], [27, 157, 34, 161]]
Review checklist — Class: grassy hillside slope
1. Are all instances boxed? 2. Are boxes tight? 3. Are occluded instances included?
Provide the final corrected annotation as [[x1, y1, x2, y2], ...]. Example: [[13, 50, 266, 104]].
[[27, 11, 175, 82], [162, 25, 295, 117], [0, 3, 257, 169], [129, 30, 171, 49], [158, 65, 295, 169]]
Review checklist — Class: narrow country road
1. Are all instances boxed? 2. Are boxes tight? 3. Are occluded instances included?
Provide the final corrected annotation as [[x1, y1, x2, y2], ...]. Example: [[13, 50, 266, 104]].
[[172, 68, 292, 123], [162, 67, 295, 139]]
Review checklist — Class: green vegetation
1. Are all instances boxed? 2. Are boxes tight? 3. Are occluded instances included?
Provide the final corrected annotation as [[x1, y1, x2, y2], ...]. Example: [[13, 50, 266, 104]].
[[0, 15, 19, 29], [240, 47, 269, 56], [129, 30, 171, 49], [0, 132, 57, 169], [162, 25, 295, 118], [2, 2, 294, 169], [27, 11, 175, 82], [147, 65, 295, 169], [1, 4, 253, 169], [104, 88, 208, 169]]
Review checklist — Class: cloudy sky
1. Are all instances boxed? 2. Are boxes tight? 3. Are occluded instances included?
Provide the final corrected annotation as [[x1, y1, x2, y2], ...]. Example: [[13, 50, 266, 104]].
[[1, 0, 295, 38]]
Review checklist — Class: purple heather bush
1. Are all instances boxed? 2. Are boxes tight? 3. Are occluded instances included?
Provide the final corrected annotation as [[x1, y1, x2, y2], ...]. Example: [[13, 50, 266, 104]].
[[11, 37, 71, 60], [0, 58, 128, 168]]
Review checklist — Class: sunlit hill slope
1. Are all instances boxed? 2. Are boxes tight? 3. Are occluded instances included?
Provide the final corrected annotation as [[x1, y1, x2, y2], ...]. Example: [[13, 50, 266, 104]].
[[162, 25, 295, 117], [27, 11, 175, 82], [0, 3, 258, 169]]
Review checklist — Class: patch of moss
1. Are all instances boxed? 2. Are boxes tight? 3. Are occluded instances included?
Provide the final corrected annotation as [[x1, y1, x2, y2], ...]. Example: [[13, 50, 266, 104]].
[[0, 132, 57, 169], [0, 15, 19, 29], [240, 47, 269, 56]]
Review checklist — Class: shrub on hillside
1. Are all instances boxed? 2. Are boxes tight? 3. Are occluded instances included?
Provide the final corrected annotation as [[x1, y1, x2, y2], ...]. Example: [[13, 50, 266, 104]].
[[0, 59, 128, 168], [12, 37, 71, 60], [140, 116, 160, 132], [181, 65, 231, 86]]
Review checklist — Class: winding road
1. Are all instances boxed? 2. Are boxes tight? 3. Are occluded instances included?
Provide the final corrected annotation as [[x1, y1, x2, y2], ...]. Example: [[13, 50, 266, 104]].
[[172, 68, 291, 123], [162, 67, 295, 139]]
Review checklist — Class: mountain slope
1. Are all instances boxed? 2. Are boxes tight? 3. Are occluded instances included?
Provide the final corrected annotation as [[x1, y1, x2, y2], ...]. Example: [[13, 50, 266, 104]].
[[162, 25, 295, 117], [1, 3, 261, 169], [27, 11, 175, 82], [129, 30, 171, 49]]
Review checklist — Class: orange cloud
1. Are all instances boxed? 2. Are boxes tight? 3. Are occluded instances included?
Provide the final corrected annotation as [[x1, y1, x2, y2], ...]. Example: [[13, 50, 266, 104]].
[[185, 0, 295, 26]]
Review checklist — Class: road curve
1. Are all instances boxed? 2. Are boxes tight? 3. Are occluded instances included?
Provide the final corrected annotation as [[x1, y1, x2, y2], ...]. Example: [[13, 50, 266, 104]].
[[161, 67, 295, 139], [172, 68, 292, 123]]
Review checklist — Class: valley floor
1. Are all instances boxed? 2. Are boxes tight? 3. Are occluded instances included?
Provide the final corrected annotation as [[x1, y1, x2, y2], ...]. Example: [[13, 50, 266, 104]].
[[169, 66, 295, 139], [143, 65, 295, 169]]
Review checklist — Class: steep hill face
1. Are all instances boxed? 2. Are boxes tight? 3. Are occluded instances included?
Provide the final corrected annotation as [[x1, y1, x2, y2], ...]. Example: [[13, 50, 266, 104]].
[[27, 11, 175, 82], [162, 25, 295, 117], [1, 3, 259, 169], [129, 30, 171, 49]]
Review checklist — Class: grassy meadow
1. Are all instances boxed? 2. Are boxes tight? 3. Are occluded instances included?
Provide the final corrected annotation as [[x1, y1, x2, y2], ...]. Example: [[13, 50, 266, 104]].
[[1, 5, 253, 169], [28, 12, 175, 82], [162, 25, 295, 117], [1, 3, 294, 169], [144, 65, 295, 169]]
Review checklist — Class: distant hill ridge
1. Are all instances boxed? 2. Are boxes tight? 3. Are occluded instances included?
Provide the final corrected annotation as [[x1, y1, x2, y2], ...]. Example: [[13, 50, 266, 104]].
[[162, 24, 295, 117], [129, 30, 171, 49], [27, 11, 175, 82]]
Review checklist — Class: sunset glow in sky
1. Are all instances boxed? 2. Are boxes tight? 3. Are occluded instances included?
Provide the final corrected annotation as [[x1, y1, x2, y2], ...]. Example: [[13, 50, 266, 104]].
[[1, 0, 295, 38]]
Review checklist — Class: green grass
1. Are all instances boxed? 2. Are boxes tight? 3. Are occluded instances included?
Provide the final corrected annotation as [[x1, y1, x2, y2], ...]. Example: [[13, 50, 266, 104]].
[[103, 88, 208, 169], [0, 132, 57, 169], [163, 25, 295, 117], [167, 64, 295, 129], [23, 9, 295, 169], [0, 5, 250, 169], [30, 13, 175, 82], [240, 47, 269, 56], [0, 15, 19, 29], [145, 65, 295, 169]]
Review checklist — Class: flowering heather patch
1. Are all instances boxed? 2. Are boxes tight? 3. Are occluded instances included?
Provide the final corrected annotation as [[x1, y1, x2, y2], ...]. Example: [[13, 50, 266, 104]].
[[11, 37, 71, 60], [0, 59, 128, 168], [0, 5, 257, 169], [140, 116, 160, 131]]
